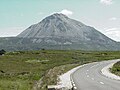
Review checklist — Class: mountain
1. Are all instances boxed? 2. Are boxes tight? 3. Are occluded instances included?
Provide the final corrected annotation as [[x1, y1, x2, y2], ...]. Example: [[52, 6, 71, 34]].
[[0, 13, 120, 51], [18, 13, 85, 38]]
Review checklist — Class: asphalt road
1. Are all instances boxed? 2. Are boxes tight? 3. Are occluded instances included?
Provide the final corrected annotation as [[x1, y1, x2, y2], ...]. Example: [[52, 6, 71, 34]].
[[72, 60, 120, 90]]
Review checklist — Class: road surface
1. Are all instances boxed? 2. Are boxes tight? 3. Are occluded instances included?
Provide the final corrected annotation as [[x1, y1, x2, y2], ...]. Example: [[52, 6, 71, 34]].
[[72, 60, 120, 90]]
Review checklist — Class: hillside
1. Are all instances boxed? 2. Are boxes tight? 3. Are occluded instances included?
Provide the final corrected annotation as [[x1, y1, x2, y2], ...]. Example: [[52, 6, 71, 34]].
[[0, 13, 120, 51]]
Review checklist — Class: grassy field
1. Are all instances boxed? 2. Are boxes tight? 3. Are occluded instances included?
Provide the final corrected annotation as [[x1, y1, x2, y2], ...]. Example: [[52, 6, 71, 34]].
[[0, 50, 120, 90], [111, 61, 120, 76]]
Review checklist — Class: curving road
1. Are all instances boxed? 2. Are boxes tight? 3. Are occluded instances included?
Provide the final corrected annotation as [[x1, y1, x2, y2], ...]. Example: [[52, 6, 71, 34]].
[[72, 60, 120, 90]]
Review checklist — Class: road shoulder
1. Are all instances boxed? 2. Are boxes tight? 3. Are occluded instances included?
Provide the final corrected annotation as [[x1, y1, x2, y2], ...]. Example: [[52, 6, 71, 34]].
[[101, 60, 120, 81]]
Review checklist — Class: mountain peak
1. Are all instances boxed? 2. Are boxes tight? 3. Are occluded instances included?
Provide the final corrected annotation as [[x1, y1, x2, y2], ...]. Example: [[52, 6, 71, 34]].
[[17, 13, 115, 45], [43, 13, 69, 22], [15, 13, 119, 51], [50, 13, 68, 17], [17, 13, 86, 38]]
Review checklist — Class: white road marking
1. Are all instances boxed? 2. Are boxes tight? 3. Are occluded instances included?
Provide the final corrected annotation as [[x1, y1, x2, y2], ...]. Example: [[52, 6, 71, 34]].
[[72, 81, 75, 84], [87, 75, 89, 77], [73, 83, 76, 86], [90, 64, 99, 68], [90, 66, 94, 68], [74, 87, 77, 90], [92, 78, 94, 80], [100, 82, 104, 85]]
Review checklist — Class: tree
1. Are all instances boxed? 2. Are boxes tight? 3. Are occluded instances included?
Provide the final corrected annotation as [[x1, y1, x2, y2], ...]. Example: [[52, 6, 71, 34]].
[[0, 49, 6, 55]]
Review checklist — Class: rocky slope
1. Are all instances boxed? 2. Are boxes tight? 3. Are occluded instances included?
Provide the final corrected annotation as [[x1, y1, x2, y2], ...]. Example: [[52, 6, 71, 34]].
[[0, 13, 120, 51]]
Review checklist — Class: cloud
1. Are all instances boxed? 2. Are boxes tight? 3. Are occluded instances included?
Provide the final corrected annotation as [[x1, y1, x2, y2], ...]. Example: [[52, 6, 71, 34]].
[[104, 28, 120, 42], [109, 17, 117, 21], [0, 27, 25, 37], [100, 0, 113, 5], [37, 12, 44, 15], [20, 13, 24, 17], [60, 9, 73, 16], [105, 28, 118, 31]]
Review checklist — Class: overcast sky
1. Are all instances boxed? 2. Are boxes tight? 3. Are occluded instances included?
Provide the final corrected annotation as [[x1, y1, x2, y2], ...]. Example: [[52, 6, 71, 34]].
[[0, 0, 120, 41]]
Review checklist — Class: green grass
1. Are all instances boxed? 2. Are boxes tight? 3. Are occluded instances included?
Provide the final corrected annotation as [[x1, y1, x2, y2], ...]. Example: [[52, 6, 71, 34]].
[[0, 50, 120, 90], [111, 61, 120, 76]]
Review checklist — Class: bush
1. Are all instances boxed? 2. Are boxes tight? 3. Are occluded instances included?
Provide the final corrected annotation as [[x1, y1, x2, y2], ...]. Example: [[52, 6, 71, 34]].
[[0, 49, 6, 55]]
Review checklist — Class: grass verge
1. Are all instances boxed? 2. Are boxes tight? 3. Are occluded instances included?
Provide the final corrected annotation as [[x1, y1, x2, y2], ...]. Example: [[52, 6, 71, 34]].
[[111, 61, 120, 76]]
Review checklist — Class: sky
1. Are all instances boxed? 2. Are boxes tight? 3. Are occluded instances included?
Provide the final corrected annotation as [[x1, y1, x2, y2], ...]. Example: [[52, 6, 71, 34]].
[[0, 0, 120, 41]]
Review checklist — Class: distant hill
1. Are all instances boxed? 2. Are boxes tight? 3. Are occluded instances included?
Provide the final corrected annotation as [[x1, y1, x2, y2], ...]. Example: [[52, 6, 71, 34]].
[[0, 13, 120, 51]]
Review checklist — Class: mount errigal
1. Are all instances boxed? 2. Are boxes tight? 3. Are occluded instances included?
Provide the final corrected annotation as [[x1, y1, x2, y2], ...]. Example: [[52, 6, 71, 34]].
[[0, 13, 120, 51]]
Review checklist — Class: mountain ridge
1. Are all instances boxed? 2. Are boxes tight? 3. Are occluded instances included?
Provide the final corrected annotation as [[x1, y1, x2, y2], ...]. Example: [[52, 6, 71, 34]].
[[0, 13, 120, 51], [17, 13, 117, 45], [17, 13, 86, 38]]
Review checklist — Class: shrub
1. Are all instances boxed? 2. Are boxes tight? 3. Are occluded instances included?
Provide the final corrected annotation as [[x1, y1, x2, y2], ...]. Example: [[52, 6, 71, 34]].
[[0, 49, 6, 55]]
